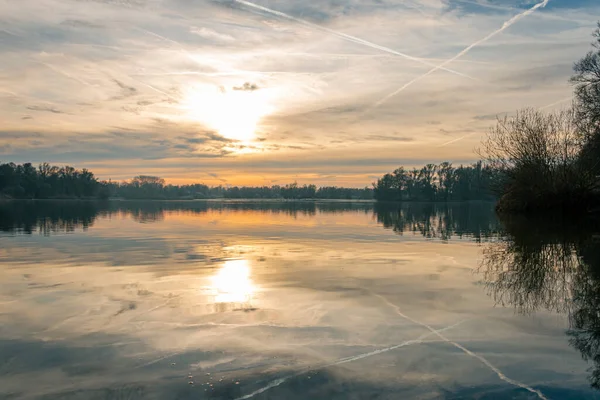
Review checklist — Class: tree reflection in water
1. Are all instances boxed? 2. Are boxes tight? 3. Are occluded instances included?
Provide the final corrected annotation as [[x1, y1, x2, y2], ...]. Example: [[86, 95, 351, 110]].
[[479, 214, 600, 389], [6, 201, 600, 388], [374, 202, 500, 242]]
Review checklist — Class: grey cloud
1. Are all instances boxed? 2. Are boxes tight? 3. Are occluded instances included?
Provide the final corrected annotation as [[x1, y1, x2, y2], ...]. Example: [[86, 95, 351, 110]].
[[208, 172, 228, 182], [473, 112, 509, 121], [60, 19, 104, 29], [233, 82, 259, 91], [205, 132, 233, 142], [0, 132, 44, 139], [494, 63, 574, 87], [112, 79, 138, 100], [76, 0, 149, 8], [121, 105, 141, 114], [303, 104, 362, 116], [179, 132, 233, 144], [0, 129, 232, 163], [26, 105, 65, 114], [182, 137, 206, 144], [366, 135, 413, 142]]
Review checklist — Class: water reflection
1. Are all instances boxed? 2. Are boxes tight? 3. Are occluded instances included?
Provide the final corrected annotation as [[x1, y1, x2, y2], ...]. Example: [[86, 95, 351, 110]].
[[0, 200, 99, 235], [2, 200, 600, 398], [479, 214, 600, 389], [0, 200, 500, 240], [375, 202, 500, 242], [209, 259, 255, 306]]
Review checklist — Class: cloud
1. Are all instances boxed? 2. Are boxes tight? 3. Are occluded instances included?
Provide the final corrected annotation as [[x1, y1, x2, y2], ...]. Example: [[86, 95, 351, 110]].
[[111, 79, 138, 100], [60, 19, 104, 29], [233, 82, 260, 91], [190, 26, 235, 42], [473, 112, 509, 121], [26, 105, 65, 114], [366, 135, 414, 142], [0, 131, 44, 139]]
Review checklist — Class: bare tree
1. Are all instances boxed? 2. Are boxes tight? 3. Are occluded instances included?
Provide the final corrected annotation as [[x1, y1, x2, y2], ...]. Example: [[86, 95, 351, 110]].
[[479, 108, 594, 211]]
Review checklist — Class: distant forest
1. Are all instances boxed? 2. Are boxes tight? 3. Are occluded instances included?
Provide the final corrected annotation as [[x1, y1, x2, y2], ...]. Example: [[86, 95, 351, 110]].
[[0, 161, 498, 201], [0, 163, 374, 200]]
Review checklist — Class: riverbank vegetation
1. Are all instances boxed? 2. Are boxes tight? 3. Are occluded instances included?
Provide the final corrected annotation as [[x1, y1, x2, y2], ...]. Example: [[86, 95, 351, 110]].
[[374, 23, 600, 213], [481, 23, 600, 213], [372, 162, 497, 202]]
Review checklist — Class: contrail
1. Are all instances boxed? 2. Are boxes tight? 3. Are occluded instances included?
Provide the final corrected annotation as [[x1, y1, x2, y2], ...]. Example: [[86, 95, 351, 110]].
[[373, 293, 549, 400], [127, 77, 180, 102], [231, 0, 474, 81], [442, 93, 571, 147], [372, 0, 550, 108], [38, 62, 95, 87], [134, 27, 185, 49], [437, 132, 478, 147], [538, 95, 573, 110], [233, 319, 467, 400], [133, 26, 199, 65]]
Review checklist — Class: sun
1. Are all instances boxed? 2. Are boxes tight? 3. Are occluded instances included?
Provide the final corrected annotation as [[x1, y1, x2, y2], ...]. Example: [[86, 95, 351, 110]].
[[183, 85, 273, 142]]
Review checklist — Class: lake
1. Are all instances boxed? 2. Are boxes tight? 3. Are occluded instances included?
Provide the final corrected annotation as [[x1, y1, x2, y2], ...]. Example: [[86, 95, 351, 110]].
[[1, 200, 599, 399]]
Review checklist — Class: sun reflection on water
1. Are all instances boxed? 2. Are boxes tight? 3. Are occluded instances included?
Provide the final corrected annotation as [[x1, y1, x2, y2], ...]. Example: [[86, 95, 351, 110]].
[[210, 259, 255, 304]]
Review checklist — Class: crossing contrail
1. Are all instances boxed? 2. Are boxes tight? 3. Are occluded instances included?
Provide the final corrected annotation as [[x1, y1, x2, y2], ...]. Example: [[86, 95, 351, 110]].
[[372, 0, 550, 108], [232, 319, 467, 400], [373, 293, 549, 400], [231, 0, 475, 81]]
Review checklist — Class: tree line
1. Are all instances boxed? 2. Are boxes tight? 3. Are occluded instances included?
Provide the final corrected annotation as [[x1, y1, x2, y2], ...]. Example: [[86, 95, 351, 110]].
[[0, 160, 500, 202], [373, 161, 497, 202], [0, 165, 373, 200], [103, 177, 373, 200], [0, 162, 100, 199]]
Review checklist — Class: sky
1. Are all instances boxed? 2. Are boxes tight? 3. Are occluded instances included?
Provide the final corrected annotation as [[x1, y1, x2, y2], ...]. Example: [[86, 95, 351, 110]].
[[1, 0, 599, 186]]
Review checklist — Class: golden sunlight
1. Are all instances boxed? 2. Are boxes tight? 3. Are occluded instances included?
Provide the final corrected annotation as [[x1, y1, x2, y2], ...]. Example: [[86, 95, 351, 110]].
[[210, 259, 255, 304], [183, 85, 274, 142]]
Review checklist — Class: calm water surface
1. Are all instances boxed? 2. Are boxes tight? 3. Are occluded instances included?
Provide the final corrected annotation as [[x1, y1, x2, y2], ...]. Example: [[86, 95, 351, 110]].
[[1, 201, 599, 399]]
